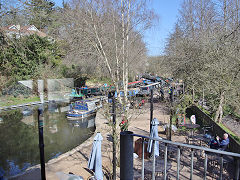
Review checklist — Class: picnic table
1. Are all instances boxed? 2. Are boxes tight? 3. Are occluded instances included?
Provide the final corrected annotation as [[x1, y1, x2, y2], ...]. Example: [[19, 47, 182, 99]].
[[159, 143, 179, 157], [184, 124, 200, 136], [189, 134, 209, 146]]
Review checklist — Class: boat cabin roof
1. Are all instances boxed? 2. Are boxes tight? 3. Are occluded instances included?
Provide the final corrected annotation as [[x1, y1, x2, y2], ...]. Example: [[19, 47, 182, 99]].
[[73, 99, 100, 111]]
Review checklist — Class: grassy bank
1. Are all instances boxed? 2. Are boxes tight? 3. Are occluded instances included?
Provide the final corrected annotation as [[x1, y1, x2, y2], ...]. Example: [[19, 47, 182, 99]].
[[86, 77, 112, 86], [196, 105, 240, 144], [218, 123, 240, 143], [0, 96, 40, 107]]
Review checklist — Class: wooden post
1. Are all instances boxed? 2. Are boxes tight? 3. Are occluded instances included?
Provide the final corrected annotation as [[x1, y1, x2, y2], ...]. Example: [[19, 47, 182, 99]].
[[38, 108, 46, 180]]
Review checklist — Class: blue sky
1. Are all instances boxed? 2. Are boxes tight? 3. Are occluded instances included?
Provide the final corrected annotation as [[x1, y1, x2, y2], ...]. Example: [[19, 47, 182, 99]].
[[144, 0, 182, 56], [53, 0, 182, 57]]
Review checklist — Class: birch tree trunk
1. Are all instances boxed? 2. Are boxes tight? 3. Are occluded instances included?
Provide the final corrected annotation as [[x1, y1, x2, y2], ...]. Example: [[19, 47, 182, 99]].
[[112, 7, 122, 104], [192, 84, 195, 103], [121, 0, 126, 107], [189, 0, 195, 37], [214, 91, 225, 123], [224, 0, 227, 32], [202, 87, 204, 106], [236, 0, 239, 24], [123, 0, 131, 115]]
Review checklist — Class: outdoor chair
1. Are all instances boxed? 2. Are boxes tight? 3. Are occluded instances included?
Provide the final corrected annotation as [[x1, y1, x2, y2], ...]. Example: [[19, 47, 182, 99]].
[[185, 136, 199, 145], [218, 144, 228, 151], [202, 124, 213, 134], [206, 152, 234, 175]]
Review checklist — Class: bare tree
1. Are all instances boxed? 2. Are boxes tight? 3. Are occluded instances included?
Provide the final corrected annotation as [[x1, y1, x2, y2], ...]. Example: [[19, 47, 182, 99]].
[[163, 0, 240, 123], [51, 0, 156, 178], [56, 0, 154, 105]]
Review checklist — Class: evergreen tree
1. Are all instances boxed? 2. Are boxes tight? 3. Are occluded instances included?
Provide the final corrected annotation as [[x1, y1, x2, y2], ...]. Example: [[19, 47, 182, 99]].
[[27, 0, 55, 29], [0, 34, 62, 82]]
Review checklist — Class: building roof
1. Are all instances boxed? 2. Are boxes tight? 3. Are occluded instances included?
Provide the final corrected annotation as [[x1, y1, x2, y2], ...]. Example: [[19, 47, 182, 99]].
[[0, 25, 47, 37]]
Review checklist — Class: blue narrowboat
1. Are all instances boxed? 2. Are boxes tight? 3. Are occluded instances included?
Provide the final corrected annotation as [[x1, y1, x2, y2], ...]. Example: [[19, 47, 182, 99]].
[[66, 99, 101, 120]]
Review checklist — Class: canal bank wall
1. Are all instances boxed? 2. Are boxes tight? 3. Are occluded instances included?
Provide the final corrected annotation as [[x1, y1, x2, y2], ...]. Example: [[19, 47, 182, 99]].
[[9, 108, 111, 180], [186, 105, 240, 154], [8, 101, 171, 180], [0, 99, 69, 111]]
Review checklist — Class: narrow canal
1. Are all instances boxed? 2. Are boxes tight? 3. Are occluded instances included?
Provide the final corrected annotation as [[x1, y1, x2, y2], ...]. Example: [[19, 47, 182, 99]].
[[0, 102, 96, 178]]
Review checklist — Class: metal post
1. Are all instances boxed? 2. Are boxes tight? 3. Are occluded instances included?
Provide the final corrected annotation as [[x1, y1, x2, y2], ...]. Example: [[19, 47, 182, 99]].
[[204, 152, 208, 180], [150, 89, 153, 132], [38, 108, 46, 180], [152, 140, 156, 180], [169, 106, 172, 141], [190, 149, 194, 180], [235, 158, 240, 180], [120, 131, 133, 180], [177, 146, 180, 180], [219, 155, 223, 180], [164, 144, 168, 180], [112, 97, 116, 180], [141, 138, 145, 180]]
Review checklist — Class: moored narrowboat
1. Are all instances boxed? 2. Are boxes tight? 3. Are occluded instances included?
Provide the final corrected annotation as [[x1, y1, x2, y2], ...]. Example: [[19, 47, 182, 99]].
[[66, 99, 101, 120]]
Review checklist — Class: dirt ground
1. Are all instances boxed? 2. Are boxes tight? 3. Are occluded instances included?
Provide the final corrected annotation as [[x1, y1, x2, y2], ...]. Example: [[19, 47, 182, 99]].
[[10, 100, 235, 180], [222, 115, 240, 137]]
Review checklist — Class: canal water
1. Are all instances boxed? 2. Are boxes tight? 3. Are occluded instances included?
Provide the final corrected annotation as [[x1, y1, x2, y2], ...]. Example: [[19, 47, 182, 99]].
[[0, 102, 96, 178]]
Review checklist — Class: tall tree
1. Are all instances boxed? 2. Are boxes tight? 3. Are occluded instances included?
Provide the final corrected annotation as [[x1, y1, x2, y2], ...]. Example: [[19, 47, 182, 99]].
[[0, 0, 28, 26], [164, 0, 240, 122], [27, 0, 55, 29], [0, 34, 62, 82], [52, 0, 155, 178]]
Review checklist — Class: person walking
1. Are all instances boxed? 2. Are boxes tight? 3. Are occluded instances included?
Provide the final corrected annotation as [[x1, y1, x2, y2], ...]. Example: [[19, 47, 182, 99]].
[[168, 87, 173, 102]]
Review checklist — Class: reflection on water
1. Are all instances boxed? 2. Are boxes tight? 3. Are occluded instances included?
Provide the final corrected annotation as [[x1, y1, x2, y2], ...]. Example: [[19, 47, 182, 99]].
[[0, 102, 95, 178]]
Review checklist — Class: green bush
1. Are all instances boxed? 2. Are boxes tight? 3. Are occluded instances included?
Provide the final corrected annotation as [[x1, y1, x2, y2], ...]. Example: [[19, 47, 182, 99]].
[[223, 104, 234, 116], [0, 34, 63, 82], [175, 94, 193, 114]]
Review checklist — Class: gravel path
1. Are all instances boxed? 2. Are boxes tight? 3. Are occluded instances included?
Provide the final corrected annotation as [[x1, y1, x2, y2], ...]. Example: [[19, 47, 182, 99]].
[[222, 115, 240, 137]]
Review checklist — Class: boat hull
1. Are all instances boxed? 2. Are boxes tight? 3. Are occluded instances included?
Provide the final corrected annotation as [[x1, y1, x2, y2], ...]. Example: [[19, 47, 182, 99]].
[[66, 110, 96, 120], [68, 115, 96, 128]]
